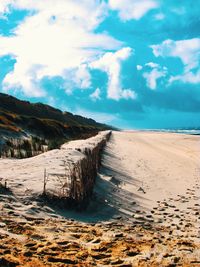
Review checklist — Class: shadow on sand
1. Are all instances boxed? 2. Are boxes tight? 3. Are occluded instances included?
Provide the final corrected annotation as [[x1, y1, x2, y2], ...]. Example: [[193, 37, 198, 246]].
[[39, 135, 151, 223]]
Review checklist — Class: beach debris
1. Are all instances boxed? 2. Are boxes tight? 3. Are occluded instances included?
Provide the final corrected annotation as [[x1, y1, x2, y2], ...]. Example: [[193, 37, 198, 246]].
[[138, 187, 146, 194], [0, 177, 7, 189]]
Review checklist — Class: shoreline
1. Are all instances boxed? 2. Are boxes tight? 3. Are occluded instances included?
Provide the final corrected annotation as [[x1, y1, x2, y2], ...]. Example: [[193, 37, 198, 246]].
[[123, 129, 200, 135]]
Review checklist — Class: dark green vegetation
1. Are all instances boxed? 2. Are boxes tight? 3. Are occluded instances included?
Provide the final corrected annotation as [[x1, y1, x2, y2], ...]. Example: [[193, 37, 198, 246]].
[[0, 93, 112, 158]]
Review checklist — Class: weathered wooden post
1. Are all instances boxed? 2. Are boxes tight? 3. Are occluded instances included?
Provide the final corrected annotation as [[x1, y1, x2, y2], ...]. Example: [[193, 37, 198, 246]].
[[43, 168, 47, 195]]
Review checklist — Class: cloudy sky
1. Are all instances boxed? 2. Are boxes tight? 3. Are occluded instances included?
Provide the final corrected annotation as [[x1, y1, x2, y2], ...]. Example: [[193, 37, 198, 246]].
[[0, 0, 200, 129]]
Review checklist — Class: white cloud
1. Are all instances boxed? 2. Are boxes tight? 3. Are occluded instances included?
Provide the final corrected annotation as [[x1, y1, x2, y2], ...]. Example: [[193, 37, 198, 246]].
[[151, 38, 200, 71], [90, 47, 136, 100], [60, 64, 92, 94], [151, 38, 200, 85], [3, 62, 46, 97], [143, 62, 167, 90], [0, 0, 13, 16], [136, 65, 143, 71], [90, 88, 101, 101], [5, 0, 108, 30], [143, 69, 165, 90], [108, 0, 159, 21], [121, 89, 137, 100], [74, 64, 91, 89], [169, 70, 200, 84], [0, 0, 122, 96], [145, 62, 159, 68]]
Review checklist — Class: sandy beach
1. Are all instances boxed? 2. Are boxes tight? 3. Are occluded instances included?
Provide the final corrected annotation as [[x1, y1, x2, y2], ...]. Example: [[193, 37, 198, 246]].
[[0, 131, 200, 266], [95, 131, 200, 217]]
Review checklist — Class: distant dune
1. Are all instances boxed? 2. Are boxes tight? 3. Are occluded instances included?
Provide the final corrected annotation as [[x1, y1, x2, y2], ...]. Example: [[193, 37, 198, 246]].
[[0, 93, 112, 158]]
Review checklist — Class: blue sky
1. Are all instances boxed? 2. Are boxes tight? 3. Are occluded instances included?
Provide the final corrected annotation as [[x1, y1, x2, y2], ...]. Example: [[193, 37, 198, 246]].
[[0, 0, 200, 129]]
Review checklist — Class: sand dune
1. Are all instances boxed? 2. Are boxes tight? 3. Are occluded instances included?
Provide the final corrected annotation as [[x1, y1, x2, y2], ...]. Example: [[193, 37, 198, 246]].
[[0, 131, 200, 266], [0, 130, 199, 221]]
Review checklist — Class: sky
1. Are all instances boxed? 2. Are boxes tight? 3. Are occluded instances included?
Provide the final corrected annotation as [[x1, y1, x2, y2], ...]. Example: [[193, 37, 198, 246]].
[[0, 0, 200, 129]]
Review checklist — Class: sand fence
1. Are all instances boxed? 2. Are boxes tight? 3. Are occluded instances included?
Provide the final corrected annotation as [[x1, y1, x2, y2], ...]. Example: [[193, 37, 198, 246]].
[[42, 131, 111, 206]]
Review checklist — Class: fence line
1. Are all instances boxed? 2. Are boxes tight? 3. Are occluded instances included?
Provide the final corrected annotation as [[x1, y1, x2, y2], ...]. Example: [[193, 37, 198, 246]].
[[43, 131, 111, 206]]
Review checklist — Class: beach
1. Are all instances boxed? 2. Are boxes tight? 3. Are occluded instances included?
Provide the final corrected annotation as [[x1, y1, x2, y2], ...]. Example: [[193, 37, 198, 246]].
[[0, 131, 200, 266], [96, 131, 200, 216]]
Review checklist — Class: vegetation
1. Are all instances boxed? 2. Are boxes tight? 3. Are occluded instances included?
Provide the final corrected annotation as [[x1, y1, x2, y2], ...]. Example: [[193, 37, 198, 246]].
[[0, 136, 48, 158], [0, 92, 113, 158]]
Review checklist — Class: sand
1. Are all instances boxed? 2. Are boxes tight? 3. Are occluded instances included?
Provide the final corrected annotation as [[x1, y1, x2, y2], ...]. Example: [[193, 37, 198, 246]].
[[95, 131, 200, 216], [0, 131, 109, 199], [0, 130, 200, 266]]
